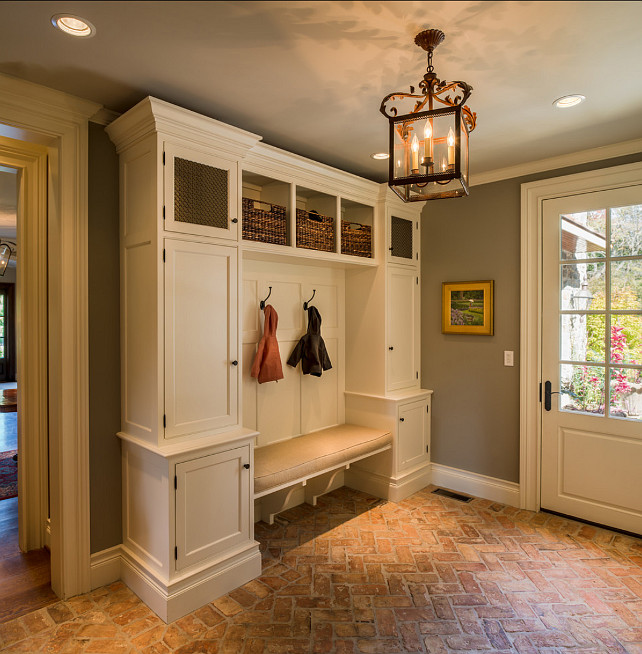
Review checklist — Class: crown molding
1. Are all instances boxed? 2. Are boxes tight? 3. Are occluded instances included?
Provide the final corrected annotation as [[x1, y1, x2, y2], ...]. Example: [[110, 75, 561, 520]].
[[471, 137, 642, 187], [0, 72, 100, 123], [90, 107, 120, 126]]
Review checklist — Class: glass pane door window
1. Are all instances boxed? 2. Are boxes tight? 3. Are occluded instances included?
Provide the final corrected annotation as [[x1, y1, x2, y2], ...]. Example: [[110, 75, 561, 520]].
[[558, 202, 642, 420]]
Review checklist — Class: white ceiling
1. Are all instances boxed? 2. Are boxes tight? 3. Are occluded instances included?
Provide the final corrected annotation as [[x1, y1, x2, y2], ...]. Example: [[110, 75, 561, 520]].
[[1, 1, 641, 182]]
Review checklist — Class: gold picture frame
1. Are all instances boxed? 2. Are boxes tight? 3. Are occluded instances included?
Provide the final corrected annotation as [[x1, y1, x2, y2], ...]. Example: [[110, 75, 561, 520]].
[[442, 280, 494, 335]]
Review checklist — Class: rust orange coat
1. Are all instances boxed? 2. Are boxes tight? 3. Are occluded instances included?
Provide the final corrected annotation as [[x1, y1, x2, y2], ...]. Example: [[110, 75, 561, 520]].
[[251, 304, 284, 383]]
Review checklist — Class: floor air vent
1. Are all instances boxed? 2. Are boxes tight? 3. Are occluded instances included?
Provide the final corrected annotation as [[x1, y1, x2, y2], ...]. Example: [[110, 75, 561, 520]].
[[432, 488, 473, 503]]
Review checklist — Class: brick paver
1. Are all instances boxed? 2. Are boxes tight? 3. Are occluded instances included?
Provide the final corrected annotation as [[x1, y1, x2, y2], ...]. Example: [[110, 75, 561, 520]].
[[1, 486, 641, 652]]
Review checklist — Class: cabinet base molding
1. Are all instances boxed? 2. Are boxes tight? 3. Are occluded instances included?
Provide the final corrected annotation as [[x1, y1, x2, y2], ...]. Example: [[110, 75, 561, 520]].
[[345, 464, 431, 503], [430, 463, 520, 508], [90, 543, 261, 623]]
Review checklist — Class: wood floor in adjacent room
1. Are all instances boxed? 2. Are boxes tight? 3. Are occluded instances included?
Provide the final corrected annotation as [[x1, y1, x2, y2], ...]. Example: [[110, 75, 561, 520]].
[[0, 497, 57, 626], [0, 486, 641, 653]]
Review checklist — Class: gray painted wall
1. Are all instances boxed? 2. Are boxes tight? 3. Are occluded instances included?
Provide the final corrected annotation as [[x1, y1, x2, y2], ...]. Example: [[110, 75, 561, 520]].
[[88, 122, 121, 553], [421, 153, 642, 483]]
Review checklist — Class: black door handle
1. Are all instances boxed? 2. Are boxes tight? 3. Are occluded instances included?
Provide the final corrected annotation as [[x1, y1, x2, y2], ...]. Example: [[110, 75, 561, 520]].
[[544, 380, 561, 411]]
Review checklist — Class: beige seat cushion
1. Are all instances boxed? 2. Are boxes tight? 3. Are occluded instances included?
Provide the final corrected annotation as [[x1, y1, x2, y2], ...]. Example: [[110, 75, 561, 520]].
[[254, 424, 391, 495]]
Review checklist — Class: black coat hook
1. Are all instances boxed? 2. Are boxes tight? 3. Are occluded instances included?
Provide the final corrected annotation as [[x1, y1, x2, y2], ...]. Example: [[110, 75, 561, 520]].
[[303, 289, 316, 311], [260, 286, 272, 310]]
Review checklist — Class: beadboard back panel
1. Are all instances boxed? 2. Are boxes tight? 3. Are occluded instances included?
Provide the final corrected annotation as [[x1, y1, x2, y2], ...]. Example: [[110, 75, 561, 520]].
[[242, 259, 345, 447]]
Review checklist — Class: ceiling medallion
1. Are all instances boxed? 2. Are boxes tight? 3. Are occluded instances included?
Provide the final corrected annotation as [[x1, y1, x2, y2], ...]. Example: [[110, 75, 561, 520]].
[[380, 29, 477, 202]]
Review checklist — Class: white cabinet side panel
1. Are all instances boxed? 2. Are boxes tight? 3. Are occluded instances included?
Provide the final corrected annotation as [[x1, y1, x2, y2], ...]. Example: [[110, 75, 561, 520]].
[[122, 145, 156, 240], [242, 342, 258, 432], [123, 242, 157, 438], [165, 240, 238, 438], [123, 445, 168, 573]]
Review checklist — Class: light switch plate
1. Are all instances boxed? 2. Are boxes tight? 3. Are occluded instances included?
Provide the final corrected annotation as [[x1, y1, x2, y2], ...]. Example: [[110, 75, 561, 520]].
[[504, 350, 514, 366]]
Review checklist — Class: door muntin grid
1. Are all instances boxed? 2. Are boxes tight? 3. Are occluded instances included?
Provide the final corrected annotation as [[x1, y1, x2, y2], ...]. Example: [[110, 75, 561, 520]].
[[558, 203, 642, 421]]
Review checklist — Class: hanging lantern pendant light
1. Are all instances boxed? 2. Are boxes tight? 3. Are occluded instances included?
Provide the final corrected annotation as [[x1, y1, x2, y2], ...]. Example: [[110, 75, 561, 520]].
[[380, 29, 477, 202]]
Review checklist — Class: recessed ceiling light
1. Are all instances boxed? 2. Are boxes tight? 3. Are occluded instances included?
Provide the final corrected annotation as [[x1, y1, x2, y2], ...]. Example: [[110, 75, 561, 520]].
[[553, 94, 585, 109], [51, 14, 96, 38], [370, 153, 389, 160]]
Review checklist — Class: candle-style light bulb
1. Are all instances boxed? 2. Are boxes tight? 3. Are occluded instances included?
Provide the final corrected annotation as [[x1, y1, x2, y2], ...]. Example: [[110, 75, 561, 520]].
[[447, 127, 455, 167], [411, 134, 419, 171], [423, 121, 432, 164]]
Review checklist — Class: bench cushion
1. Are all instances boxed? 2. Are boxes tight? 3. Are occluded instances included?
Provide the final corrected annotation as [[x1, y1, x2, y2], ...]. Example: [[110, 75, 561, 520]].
[[254, 424, 391, 495]]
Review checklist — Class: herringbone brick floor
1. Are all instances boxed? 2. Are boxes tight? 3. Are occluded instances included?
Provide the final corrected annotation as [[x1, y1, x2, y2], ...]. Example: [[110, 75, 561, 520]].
[[1, 485, 641, 653]]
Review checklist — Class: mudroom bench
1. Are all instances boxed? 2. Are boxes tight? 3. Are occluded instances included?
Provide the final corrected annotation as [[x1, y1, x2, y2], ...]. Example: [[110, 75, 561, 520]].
[[253, 424, 392, 524]]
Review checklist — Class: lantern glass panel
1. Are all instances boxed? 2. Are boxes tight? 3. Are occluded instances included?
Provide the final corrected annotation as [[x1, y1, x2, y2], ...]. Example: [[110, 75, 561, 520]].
[[389, 107, 470, 202]]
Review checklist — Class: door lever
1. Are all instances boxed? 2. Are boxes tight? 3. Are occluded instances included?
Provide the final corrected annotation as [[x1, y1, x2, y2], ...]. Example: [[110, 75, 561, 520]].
[[544, 380, 561, 411]]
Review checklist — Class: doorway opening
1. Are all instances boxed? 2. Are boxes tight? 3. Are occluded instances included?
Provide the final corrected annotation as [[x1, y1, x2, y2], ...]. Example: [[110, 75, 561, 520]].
[[0, 159, 56, 621]]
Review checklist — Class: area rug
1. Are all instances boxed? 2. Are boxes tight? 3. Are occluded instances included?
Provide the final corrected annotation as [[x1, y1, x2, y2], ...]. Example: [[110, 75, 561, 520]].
[[0, 449, 17, 500]]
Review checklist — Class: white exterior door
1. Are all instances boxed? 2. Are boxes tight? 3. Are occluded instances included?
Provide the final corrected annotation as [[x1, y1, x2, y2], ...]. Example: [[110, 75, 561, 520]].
[[387, 266, 419, 391], [165, 239, 238, 439], [175, 446, 251, 570], [541, 185, 642, 534]]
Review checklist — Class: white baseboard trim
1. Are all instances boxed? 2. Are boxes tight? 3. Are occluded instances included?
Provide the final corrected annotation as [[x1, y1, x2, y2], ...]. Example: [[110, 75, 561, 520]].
[[345, 464, 432, 503], [90, 545, 123, 590], [431, 463, 520, 507], [120, 543, 262, 623]]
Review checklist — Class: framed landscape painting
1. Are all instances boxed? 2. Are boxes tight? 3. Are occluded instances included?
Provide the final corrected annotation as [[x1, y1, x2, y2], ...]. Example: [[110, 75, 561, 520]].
[[442, 280, 494, 335]]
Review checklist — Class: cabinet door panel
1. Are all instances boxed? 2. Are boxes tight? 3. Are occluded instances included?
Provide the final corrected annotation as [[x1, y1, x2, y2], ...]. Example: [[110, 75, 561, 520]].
[[387, 267, 419, 391], [165, 240, 238, 438], [164, 142, 238, 240], [387, 214, 418, 265], [398, 400, 428, 472], [175, 446, 250, 570]]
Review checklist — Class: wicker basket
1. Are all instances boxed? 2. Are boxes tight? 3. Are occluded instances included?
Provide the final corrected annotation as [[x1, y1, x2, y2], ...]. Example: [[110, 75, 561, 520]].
[[341, 221, 372, 258], [296, 209, 335, 252], [242, 197, 287, 245]]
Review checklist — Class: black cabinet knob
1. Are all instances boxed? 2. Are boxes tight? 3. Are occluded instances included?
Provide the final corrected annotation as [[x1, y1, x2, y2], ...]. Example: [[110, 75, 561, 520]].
[[231, 360, 238, 366], [231, 218, 238, 224], [389, 346, 394, 351], [399, 417, 405, 422], [243, 463, 250, 469]]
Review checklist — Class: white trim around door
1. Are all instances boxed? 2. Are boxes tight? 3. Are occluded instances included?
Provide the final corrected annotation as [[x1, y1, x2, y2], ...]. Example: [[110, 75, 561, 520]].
[[0, 73, 101, 598], [520, 160, 642, 511]]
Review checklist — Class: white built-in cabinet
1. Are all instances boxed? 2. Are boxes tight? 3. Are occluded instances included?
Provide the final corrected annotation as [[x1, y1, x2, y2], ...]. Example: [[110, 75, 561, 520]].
[[107, 98, 263, 623], [344, 390, 432, 501], [107, 96, 431, 623]]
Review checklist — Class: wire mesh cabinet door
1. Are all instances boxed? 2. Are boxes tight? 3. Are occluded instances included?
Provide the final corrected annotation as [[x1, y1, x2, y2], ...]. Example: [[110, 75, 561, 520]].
[[164, 141, 239, 240], [387, 214, 418, 266]]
